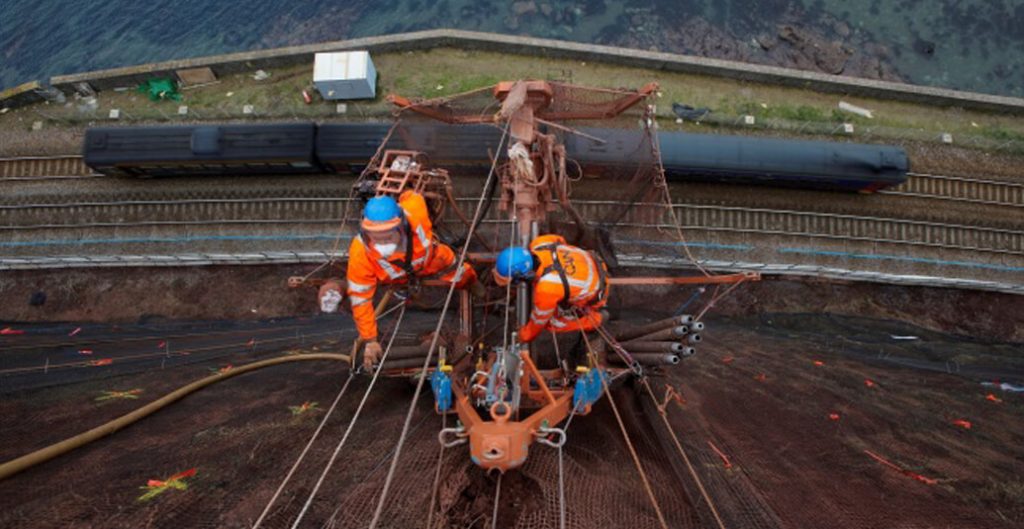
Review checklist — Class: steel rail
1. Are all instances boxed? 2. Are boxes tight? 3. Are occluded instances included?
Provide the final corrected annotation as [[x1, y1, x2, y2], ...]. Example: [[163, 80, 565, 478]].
[[1, 199, 1020, 255], [0, 155, 94, 180], [0, 154, 83, 161], [879, 171, 1024, 208]]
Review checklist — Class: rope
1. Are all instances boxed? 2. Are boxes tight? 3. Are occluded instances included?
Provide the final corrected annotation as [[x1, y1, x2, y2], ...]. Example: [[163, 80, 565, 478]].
[[490, 473, 503, 529], [575, 320, 669, 529], [367, 121, 512, 529], [252, 370, 358, 529], [289, 305, 407, 529], [556, 400, 580, 529], [640, 378, 728, 529], [301, 120, 403, 283], [423, 413, 447, 529], [695, 277, 748, 321], [645, 105, 711, 277]]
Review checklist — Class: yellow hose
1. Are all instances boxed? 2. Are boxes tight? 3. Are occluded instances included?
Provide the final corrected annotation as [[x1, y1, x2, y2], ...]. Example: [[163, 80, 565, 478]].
[[0, 352, 350, 481]]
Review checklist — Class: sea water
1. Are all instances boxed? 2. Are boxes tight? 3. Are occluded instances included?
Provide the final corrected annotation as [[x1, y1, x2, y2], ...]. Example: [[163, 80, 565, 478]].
[[1, 0, 1021, 97]]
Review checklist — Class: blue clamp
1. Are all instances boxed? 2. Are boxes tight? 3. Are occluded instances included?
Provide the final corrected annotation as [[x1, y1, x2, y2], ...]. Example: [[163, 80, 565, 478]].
[[430, 366, 453, 412], [572, 368, 607, 413]]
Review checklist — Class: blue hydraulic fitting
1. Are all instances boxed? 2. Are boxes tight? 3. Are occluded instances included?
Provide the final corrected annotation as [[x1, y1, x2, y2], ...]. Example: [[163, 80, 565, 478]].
[[430, 365, 453, 412]]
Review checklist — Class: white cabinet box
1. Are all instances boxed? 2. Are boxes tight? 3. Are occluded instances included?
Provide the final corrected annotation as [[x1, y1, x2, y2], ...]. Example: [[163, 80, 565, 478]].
[[313, 51, 377, 100]]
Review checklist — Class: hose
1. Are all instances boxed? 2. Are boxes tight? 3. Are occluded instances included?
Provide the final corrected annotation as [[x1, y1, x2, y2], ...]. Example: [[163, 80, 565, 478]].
[[0, 352, 350, 482]]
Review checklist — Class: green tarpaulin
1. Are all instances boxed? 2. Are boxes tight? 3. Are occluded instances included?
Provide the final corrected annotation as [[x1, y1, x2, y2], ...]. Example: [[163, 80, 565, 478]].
[[137, 78, 181, 101]]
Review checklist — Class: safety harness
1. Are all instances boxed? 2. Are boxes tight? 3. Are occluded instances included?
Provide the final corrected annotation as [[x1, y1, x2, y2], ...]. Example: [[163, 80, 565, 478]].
[[534, 243, 608, 309]]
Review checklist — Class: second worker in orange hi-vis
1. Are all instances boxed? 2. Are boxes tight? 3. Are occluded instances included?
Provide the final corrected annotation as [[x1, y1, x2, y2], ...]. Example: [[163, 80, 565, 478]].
[[347, 191, 483, 370], [493, 234, 610, 343]]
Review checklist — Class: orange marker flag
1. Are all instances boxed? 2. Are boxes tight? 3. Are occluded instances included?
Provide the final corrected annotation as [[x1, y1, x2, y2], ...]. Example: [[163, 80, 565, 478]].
[[90, 358, 113, 366], [864, 450, 938, 485], [1, 327, 25, 335], [828, 412, 840, 421], [813, 360, 825, 367], [721, 356, 735, 365], [952, 419, 972, 430], [707, 440, 732, 469], [139, 468, 197, 502], [864, 379, 876, 388], [985, 394, 1002, 403], [754, 373, 767, 382]]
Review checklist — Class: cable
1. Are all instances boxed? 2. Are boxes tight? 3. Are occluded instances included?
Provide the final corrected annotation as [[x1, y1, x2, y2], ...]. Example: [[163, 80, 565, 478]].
[[575, 321, 669, 529], [302, 120, 403, 283], [423, 413, 447, 529], [289, 305, 407, 529], [367, 121, 511, 529], [0, 353, 351, 482], [645, 105, 711, 277], [491, 473, 503, 529], [640, 378, 727, 529], [252, 370, 358, 529]]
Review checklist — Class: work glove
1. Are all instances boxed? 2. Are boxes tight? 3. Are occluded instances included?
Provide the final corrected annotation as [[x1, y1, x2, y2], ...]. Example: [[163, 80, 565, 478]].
[[363, 340, 383, 372]]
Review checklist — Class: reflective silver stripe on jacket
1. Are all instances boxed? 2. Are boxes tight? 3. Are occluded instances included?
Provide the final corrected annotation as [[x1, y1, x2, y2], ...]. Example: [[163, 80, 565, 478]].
[[376, 258, 405, 280], [350, 295, 372, 307], [348, 281, 374, 294]]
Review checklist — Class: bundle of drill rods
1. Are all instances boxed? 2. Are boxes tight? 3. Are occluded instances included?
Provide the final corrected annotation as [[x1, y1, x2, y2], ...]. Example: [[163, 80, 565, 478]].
[[609, 314, 703, 366], [368, 342, 438, 371]]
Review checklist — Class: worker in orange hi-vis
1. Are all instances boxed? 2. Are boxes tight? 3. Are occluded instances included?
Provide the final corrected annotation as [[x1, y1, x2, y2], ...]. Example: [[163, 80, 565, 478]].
[[347, 191, 483, 370], [493, 234, 610, 344]]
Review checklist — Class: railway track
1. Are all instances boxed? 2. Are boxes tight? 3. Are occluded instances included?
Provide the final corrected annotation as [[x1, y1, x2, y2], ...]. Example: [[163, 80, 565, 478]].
[[1, 197, 1021, 257], [882, 172, 1024, 209], [0, 155, 99, 181]]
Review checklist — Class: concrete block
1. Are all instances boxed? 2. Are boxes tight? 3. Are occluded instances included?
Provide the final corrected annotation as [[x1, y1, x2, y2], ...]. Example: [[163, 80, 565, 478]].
[[336, 103, 348, 114], [108, 108, 120, 119], [242, 104, 254, 114], [31, 121, 43, 131], [743, 115, 755, 125], [178, 105, 188, 115], [941, 133, 953, 144], [842, 123, 854, 134]]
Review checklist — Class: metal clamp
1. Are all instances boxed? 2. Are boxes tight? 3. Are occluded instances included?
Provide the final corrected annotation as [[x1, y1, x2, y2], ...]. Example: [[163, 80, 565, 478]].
[[535, 426, 567, 449], [438, 426, 468, 448]]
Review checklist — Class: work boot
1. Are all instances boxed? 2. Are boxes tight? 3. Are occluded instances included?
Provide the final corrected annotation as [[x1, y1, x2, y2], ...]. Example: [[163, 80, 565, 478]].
[[468, 279, 487, 300]]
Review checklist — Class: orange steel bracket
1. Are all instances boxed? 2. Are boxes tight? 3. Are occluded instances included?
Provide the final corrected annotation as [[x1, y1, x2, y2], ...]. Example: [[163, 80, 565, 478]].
[[386, 93, 490, 124], [519, 349, 559, 405], [452, 379, 572, 473]]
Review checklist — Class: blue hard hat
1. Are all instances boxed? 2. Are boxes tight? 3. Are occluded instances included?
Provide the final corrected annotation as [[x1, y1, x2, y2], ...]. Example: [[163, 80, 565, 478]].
[[495, 246, 534, 281], [362, 195, 402, 230]]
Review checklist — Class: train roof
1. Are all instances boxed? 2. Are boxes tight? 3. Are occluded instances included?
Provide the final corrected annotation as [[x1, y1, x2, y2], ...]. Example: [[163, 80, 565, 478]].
[[84, 122, 316, 165]]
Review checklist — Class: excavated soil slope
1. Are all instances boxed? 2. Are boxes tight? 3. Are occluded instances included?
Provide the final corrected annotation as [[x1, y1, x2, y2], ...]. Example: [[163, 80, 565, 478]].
[[0, 276, 1021, 528]]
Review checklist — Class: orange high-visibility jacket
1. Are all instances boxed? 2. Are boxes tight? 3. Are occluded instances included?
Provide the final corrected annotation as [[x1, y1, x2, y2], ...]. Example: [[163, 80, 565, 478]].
[[519, 234, 608, 343], [346, 191, 436, 340]]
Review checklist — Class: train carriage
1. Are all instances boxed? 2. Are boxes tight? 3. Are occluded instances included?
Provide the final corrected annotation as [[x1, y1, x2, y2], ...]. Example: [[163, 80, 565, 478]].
[[83, 123, 320, 177], [84, 121, 908, 192]]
